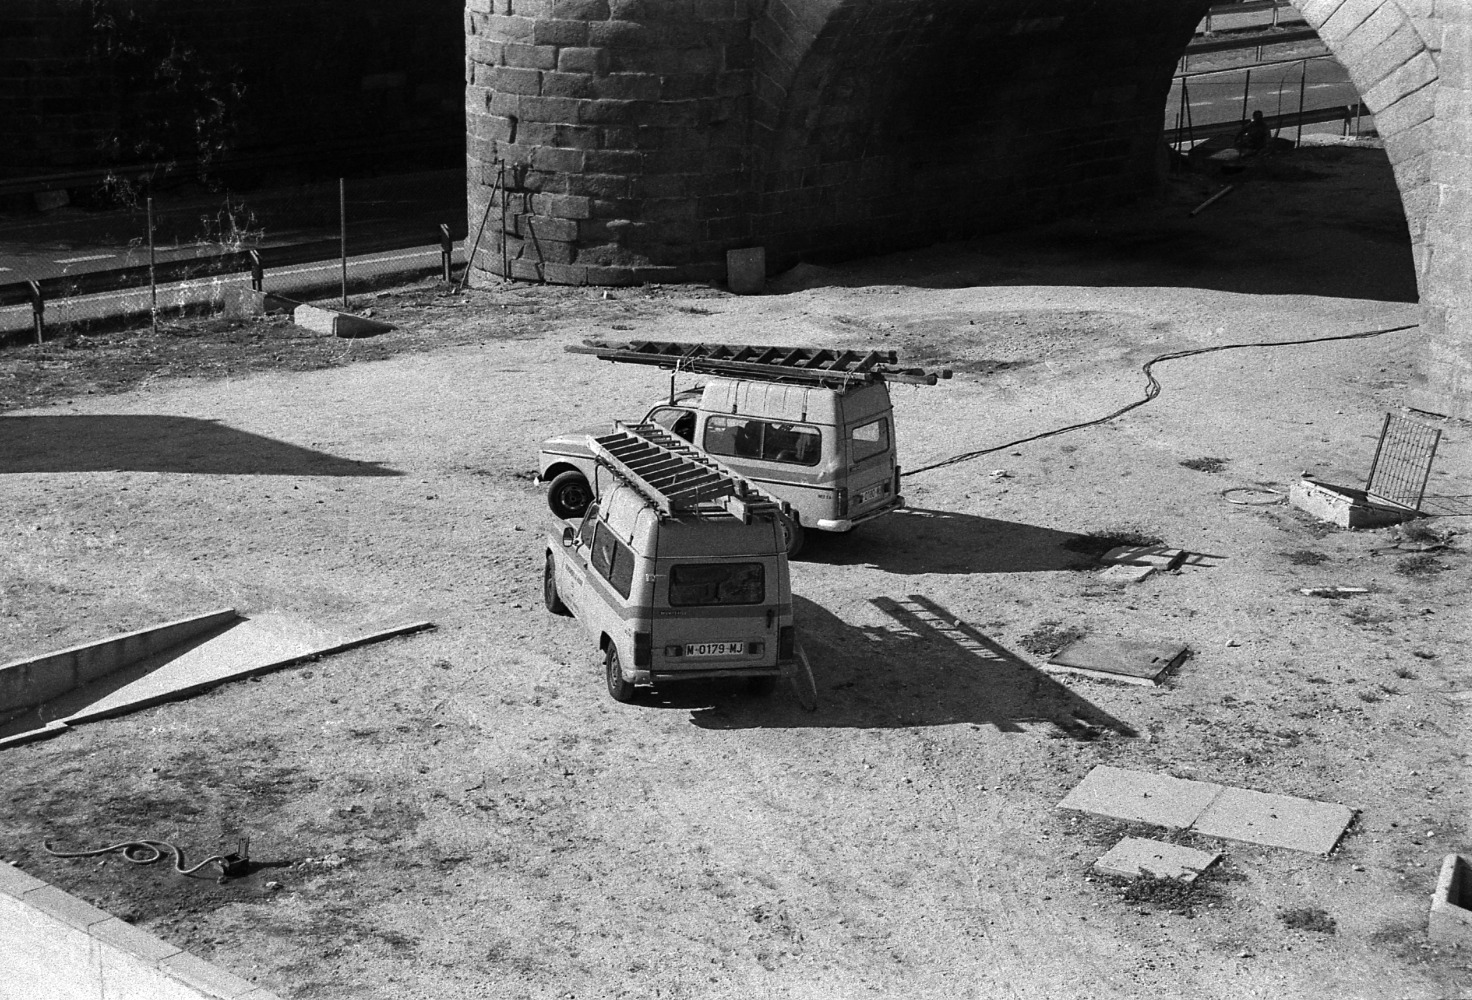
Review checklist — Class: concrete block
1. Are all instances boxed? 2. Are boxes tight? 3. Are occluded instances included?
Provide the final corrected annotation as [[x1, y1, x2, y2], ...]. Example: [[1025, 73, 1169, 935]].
[[0, 860, 45, 897], [1289, 478, 1416, 529], [1191, 786, 1355, 854], [1058, 766, 1223, 830], [21, 884, 111, 932], [158, 952, 260, 998], [726, 247, 766, 293], [91, 917, 183, 963], [1094, 837, 1222, 883], [1430, 854, 1472, 944], [290, 305, 394, 339], [1098, 563, 1155, 584]]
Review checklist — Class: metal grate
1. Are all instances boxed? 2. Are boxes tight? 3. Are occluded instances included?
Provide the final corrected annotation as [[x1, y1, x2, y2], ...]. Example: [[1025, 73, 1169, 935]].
[[1365, 412, 1441, 512], [567, 339, 952, 386], [591, 421, 785, 522]]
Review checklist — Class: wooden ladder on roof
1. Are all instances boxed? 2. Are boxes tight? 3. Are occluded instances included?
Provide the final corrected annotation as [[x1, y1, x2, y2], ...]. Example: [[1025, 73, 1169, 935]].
[[568, 339, 952, 386], [591, 422, 787, 522]]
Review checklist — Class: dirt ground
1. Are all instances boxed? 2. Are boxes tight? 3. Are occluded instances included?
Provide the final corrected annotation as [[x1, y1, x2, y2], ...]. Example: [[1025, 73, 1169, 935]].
[[2, 142, 1470, 1000]]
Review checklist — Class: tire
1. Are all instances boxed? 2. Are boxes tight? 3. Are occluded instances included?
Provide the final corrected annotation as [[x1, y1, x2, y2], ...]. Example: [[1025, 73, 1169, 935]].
[[543, 552, 569, 616], [747, 675, 779, 696], [604, 644, 636, 703], [547, 471, 593, 519], [782, 516, 806, 558]]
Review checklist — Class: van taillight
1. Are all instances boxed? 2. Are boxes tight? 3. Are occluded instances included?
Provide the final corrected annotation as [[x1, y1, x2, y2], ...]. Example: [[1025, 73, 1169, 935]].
[[835, 487, 848, 516], [778, 626, 795, 660], [634, 631, 652, 667], [893, 466, 901, 495]]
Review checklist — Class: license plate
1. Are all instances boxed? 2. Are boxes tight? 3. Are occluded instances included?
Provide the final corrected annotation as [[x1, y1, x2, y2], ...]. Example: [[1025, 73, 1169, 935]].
[[685, 642, 744, 657], [857, 483, 887, 505]]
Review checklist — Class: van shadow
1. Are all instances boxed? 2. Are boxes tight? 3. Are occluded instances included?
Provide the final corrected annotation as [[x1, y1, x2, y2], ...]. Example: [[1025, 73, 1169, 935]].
[[676, 594, 1137, 738], [802, 507, 1099, 574], [0, 415, 399, 476]]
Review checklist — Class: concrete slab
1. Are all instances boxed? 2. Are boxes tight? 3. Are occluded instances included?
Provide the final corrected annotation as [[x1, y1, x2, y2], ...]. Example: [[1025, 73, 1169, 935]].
[[0, 617, 434, 746], [726, 247, 766, 294], [1057, 765, 1223, 830], [1046, 637, 1188, 686], [1191, 785, 1355, 854], [1098, 563, 1155, 584], [1289, 478, 1414, 530], [1093, 837, 1222, 882]]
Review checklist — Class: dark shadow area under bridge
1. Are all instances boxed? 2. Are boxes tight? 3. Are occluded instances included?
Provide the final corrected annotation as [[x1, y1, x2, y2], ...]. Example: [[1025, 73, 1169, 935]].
[[674, 594, 1137, 738], [767, 145, 1417, 307], [0, 415, 399, 476]]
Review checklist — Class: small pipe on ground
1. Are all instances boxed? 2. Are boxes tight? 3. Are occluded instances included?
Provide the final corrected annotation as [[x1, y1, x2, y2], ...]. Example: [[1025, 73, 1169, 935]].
[[1190, 184, 1235, 217]]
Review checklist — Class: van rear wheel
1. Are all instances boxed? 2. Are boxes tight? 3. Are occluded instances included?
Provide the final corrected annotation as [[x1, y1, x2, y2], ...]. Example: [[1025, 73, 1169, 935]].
[[543, 552, 569, 616], [547, 471, 593, 519], [782, 517, 805, 558], [604, 645, 636, 703]]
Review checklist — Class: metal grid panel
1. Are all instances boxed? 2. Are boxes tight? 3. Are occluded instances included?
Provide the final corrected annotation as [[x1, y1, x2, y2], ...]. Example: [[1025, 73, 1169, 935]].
[[1365, 412, 1441, 511]]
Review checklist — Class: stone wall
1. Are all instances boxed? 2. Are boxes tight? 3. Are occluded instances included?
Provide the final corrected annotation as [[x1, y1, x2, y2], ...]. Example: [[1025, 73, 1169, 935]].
[[0, 0, 464, 185]]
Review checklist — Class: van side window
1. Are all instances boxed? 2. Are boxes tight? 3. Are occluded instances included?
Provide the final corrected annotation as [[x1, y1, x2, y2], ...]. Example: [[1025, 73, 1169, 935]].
[[591, 522, 635, 598], [668, 563, 765, 606], [704, 416, 821, 467], [850, 417, 889, 465]]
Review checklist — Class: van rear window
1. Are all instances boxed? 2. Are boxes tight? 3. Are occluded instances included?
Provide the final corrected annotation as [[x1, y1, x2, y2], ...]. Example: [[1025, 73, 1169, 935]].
[[668, 563, 765, 606], [850, 417, 889, 464]]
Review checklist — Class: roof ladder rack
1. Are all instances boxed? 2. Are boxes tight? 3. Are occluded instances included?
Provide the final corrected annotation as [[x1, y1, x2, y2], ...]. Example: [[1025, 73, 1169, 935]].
[[567, 339, 952, 386], [590, 422, 787, 522]]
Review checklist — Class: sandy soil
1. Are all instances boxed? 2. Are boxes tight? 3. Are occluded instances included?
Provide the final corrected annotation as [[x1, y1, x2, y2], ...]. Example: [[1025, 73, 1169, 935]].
[[2, 142, 1470, 1000]]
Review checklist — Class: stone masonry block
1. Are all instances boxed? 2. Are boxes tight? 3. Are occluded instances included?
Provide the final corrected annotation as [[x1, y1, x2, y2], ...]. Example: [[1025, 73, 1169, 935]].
[[533, 19, 590, 46], [588, 20, 649, 48], [532, 193, 593, 219], [557, 47, 605, 74], [540, 71, 595, 99], [159, 951, 260, 999], [21, 884, 111, 932], [591, 73, 663, 101], [1375, 85, 1437, 137], [0, 861, 45, 897], [550, 0, 609, 18], [503, 43, 559, 70], [493, 65, 543, 95], [1338, 7, 1415, 67], [1296, 0, 1347, 29], [90, 916, 183, 963], [486, 14, 537, 43], [1356, 26, 1432, 95], [1320, 0, 1379, 41]]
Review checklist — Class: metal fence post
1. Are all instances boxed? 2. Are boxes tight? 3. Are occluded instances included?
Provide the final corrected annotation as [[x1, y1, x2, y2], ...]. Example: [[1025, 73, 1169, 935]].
[[1240, 68, 1252, 121], [1297, 59, 1308, 147], [27, 280, 43, 345], [339, 177, 348, 310], [147, 196, 158, 335], [440, 223, 453, 283], [249, 250, 263, 291]]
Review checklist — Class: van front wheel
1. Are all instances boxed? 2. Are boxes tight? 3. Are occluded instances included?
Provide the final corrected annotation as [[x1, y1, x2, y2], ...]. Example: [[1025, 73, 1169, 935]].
[[547, 471, 593, 519], [544, 553, 569, 616], [604, 645, 636, 703]]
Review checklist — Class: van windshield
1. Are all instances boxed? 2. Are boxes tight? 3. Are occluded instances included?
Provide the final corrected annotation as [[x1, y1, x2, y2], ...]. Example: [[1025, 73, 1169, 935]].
[[850, 417, 889, 465], [668, 563, 765, 606]]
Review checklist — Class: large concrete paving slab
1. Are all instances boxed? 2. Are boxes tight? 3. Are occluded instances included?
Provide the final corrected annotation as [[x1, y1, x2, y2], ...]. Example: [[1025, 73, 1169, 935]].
[[1046, 636, 1188, 686], [1056, 765, 1223, 829], [1094, 837, 1222, 882], [0, 615, 433, 745], [1191, 785, 1355, 854]]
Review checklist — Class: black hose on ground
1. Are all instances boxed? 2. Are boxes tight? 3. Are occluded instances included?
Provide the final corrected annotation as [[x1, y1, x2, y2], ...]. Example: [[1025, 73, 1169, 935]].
[[902, 323, 1420, 478]]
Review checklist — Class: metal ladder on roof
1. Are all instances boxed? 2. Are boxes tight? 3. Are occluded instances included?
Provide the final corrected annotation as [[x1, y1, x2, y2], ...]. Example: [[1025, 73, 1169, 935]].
[[567, 339, 952, 386], [591, 421, 789, 522]]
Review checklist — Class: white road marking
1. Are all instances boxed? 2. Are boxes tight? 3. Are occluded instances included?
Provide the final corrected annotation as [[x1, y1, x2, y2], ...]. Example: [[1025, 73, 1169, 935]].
[[53, 253, 117, 264]]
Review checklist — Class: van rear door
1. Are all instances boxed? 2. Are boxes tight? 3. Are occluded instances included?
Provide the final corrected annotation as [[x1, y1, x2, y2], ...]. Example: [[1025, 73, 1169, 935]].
[[652, 556, 782, 679], [843, 410, 898, 520]]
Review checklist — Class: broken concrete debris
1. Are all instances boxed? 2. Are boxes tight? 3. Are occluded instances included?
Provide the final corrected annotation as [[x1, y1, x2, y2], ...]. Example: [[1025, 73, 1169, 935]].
[[1094, 837, 1222, 883], [1430, 854, 1472, 945]]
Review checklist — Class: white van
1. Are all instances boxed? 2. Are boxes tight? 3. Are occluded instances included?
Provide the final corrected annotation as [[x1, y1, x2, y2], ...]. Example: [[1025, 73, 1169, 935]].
[[538, 341, 948, 553], [543, 423, 795, 702]]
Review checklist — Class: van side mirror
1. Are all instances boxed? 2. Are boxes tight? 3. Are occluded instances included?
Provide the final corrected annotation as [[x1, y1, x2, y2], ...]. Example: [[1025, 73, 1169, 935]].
[[562, 525, 576, 547]]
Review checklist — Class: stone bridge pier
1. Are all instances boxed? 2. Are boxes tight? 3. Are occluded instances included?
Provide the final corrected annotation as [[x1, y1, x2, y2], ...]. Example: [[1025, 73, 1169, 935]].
[[465, 0, 1472, 418]]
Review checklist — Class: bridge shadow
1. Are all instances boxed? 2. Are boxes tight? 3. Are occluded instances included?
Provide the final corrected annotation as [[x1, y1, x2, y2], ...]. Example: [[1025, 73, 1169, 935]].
[[677, 594, 1137, 737], [801, 507, 1101, 575], [0, 415, 399, 476], [767, 146, 1418, 306]]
